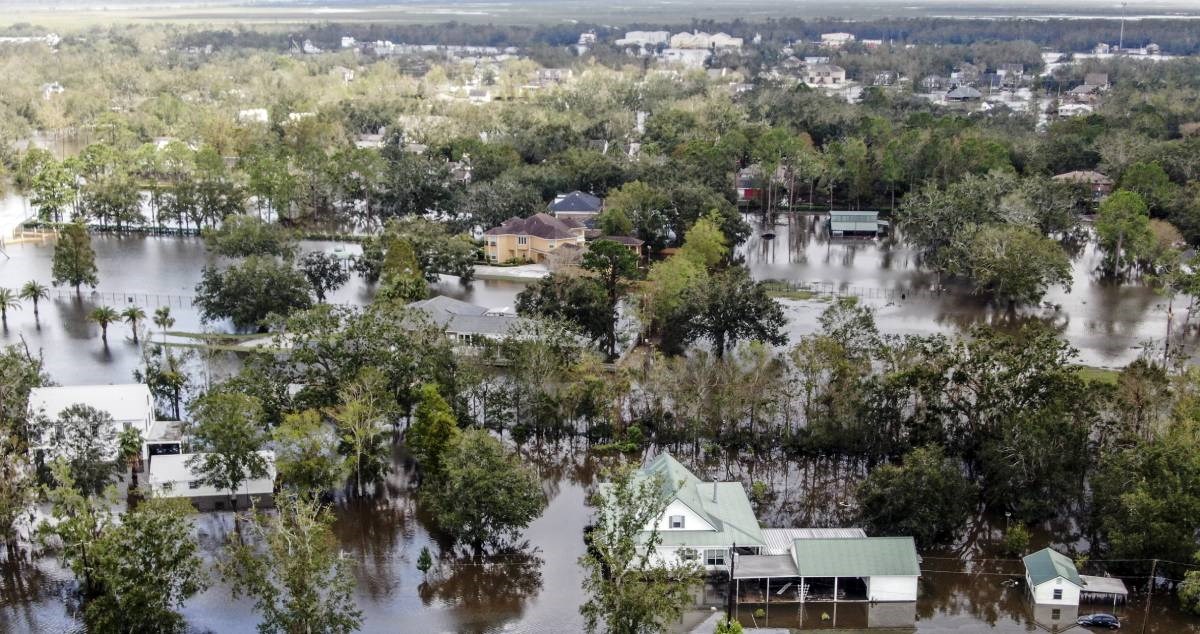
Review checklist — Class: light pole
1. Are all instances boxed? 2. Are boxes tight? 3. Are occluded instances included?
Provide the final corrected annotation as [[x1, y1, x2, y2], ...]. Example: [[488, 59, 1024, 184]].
[[1005, 511, 1012, 533]]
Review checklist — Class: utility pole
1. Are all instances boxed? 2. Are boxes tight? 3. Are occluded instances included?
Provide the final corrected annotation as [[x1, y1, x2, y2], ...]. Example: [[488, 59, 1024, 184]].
[[1140, 558, 1157, 634], [1119, 2, 1127, 52]]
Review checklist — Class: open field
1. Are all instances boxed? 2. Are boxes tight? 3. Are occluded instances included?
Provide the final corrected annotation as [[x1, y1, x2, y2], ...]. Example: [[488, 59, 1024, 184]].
[[2, 0, 1200, 28]]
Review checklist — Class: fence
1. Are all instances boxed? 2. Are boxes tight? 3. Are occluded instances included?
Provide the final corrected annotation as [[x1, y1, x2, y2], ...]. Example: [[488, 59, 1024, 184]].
[[48, 288, 196, 309], [763, 279, 956, 303]]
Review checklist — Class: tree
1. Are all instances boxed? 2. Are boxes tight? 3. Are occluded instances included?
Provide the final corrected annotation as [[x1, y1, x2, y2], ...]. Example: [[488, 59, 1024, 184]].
[[51, 222, 100, 294], [1181, 554, 1200, 616], [673, 267, 787, 358], [417, 546, 433, 577], [407, 383, 461, 482], [194, 256, 313, 330], [154, 306, 175, 334], [20, 281, 49, 319], [88, 306, 120, 343], [330, 374, 392, 496], [581, 239, 639, 360], [273, 410, 345, 497], [856, 445, 976, 547], [298, 251, 350, 303], [30, 158, 75, 223], [1095, 190, 1155, 277], [715, 618, 745, 634], [117, 426, 143, 484], [187, 392, 269, 514], [202, 214, 295, 258], [376, 237, 428, 303], [38, 460, 116, 597], [603, 181, 671, 250], [386, 217, 477, 283], [644, 257, 707, 342], [121, 306, 147, 343], [85, 498, 207, 633], [963, 226, 1072, 305], [223, 494, 362, 634], [51, 404, 120, 495], [580, 465, 703, 634], [516, 273, 610, 346], [135, 346, 189, 420], [426, 430, 546, 554], [677, 214, 729, 270], [0, 288, 18, 325]]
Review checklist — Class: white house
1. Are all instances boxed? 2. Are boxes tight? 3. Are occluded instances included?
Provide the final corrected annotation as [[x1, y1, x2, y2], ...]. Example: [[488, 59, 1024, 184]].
[[28, 383, 184, 466], [237, 108, 269, 124], [820, 32, 856, 48], [628, 453, 766, 570], [148, 451, 276, 511], [1023, 548, 1084, 606]]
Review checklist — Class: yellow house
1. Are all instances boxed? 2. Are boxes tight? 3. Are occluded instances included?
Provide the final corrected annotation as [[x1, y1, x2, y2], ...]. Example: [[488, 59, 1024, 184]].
[[484, 213, 586, 264]]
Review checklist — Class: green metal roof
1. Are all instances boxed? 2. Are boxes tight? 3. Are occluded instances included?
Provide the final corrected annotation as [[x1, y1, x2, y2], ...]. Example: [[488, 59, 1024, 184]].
[[1023, 548, 1082, 587], [791, 537, 920, 578], [636, 453, 766, 548]]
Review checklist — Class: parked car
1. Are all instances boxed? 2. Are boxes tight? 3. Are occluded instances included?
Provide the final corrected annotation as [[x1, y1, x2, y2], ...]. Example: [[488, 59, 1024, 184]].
[[1077, 613, 1121, 629]]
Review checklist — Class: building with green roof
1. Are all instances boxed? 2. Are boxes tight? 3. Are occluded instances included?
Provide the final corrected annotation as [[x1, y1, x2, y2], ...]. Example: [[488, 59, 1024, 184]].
[[1022, 547, 1083, 606]]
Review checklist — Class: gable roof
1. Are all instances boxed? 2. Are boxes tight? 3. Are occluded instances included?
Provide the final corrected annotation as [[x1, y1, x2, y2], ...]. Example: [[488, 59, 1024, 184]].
[[1053, 170, 1112, 185], [791, 537, 920, 577], [549, 191, 603, 213], [637, 453, 765, 547], [946, 85, 982, 100], [29, 384, 153, 423], [1024, 548, 1082, 587], [484, 212, 582, 240], [408, 296, 522, 337]]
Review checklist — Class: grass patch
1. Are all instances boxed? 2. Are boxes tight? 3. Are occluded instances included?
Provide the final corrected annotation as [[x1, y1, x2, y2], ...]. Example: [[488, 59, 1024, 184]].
[[1076, 365, 1119, 385]]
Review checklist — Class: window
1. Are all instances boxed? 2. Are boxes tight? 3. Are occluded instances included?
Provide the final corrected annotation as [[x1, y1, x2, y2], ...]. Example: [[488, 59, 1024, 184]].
[[1052, 589, 1063, 600], [704, 549, 726, 566], [679, 548, 698, 561], [517, 236, 528, 245], [1051, 609, 1061, 620], [188, 480, 202, 490], [668, 515, 685, 529]]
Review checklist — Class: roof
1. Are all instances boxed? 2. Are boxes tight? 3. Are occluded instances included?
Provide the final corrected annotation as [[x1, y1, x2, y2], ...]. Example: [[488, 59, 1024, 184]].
[[761, 527, 867, 555], [733, 554, 798, 579], [484, 213, 583, 240], [946, 85, 982, 100], [791, 537, 920, 577], [549, 191, 603, 213], [1080, 575, 1129, 596], [1023, 548, 1083, 587], [1053, 170, 1112, 185], [830, 210, 882, 233], [29, 384, 153, 423], [408, 295, 523, 337], [149, 451, 276, 497], [637, 453, 766, 548], [597, 235, 644, 246]]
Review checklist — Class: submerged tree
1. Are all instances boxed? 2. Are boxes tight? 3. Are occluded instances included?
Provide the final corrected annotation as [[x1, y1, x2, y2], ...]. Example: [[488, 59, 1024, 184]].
[[580, 465, 703, 634], [856, 445, 976, 547], [51, 222, 100, 294], [19, 281, 49, 319], [298, 251, 350, 303], [406, 383, 461, 482], [426, 430, 545, 554], [223, 494, 362, 634], [187, 392, 269, 514]]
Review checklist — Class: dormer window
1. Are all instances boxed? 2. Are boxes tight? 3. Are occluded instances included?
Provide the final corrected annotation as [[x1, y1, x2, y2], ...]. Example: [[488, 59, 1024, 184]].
[[669, 515, 685, 529]]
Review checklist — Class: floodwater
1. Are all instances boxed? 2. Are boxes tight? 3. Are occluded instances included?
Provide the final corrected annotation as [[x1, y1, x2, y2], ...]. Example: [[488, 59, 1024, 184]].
[[741, 212, 1182, 368], [4, 205, 1200, 632]]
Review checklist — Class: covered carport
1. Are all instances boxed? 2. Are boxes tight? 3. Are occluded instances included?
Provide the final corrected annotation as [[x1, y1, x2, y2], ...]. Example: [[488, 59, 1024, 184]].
[[731, 554, 804, 603]]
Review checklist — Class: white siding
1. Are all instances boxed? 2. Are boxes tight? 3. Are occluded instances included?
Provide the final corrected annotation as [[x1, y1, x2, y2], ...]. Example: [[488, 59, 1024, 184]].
[[1029, 576, 1082, 606], [867, 576, 919, 602], [650, 499, 715, 533]]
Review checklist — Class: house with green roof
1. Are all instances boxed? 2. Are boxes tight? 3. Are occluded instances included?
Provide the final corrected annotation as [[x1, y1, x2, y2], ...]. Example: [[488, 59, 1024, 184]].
[[633, 453, 766, 570], [1023, 547, 1083, 605]]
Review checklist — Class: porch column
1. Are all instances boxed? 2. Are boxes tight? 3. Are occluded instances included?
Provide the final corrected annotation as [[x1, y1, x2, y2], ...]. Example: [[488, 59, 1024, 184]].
[[834, 577, 839, 603]]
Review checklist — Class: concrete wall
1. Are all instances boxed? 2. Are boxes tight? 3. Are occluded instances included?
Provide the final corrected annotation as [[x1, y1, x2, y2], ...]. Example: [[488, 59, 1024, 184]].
[[1029, 576, 1082, 605], [867, 576, 919, 602]]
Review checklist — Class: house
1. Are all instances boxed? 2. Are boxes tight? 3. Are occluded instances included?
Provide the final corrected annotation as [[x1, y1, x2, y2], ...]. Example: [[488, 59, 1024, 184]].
[[1052, 170, 1113, 200], [872, 71, 898, 87], [408, 296, 524, 343], [945, 85, 982, 101], [658, 48, 711, 69], [484, 213, 586, 263], [27, 384, 179, 464], [548, 190, 604, 222], [669, 31, 743, 50], [340, 36, 357, 49], [1023, 548, 1083, 606], [950, 63, 982, 85], [804, 64, 845, 86], [627, 453, 766, 570], [237, 108, 269, 124], [736, 165, 764, 203], [1067, 83, 1101, 104], [861, 38, 884, 49], [615, 31, 670, 47], [920, 75, 947, 92], [148, 451, 276, 511], [820, 32, 856, 48], [829, 210, 886, 237], [1093, 42, 1112, 55]]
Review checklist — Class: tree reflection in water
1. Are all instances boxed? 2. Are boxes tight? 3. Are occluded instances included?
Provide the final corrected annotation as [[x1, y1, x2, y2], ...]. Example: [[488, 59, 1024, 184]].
[[418, 545, 544, 616]]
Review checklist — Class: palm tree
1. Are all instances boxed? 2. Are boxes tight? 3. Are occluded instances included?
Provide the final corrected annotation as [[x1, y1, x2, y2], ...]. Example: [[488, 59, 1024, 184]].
[[87, 306, 120, 343], [20, 281, 49, 318], [0, 288, 20, 325], [153, 306, 175, 344], [121, 306, 147, 343]]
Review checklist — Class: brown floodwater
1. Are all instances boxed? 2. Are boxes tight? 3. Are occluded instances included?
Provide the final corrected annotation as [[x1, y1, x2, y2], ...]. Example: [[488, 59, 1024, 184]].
[[4, 207, 1200, 632]]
